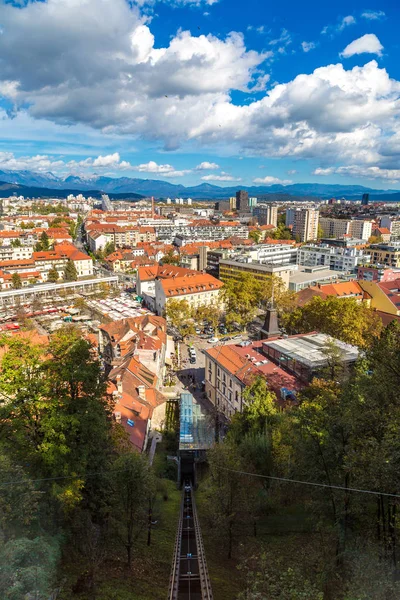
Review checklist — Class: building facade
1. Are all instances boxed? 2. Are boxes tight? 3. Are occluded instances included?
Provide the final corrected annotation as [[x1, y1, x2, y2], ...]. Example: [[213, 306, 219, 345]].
[[293, 209, 319, 242], [253, 204, 278, 227], [298, 244, 370, 272]]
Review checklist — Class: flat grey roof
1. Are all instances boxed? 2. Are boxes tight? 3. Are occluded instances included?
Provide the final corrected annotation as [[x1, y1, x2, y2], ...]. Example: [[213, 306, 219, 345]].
[[289, 267, 346, 285], [262, 333, 359, 369]]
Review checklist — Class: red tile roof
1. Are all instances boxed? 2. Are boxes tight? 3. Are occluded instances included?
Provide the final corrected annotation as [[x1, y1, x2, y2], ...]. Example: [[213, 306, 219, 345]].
[[161, 273, 223, 297]]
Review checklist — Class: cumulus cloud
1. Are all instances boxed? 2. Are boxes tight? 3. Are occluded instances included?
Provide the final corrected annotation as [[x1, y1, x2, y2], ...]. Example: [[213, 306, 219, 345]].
[[253, 176, 292, 185], [131, 160, 191, 177], [361, 10, 385, 20], [314, 165, 400, 182], [0, 151, 133, 173], [301, 41, 316, 53], [195, 161, 220, 170], [201, 172, 241, 181], [341, 34, 384, 58], [1, 1, 400, 184], [0, 152, 65, 173]]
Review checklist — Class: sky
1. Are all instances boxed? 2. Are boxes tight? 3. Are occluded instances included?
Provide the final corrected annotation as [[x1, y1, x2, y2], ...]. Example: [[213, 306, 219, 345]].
[[0, 0, 400, 189]]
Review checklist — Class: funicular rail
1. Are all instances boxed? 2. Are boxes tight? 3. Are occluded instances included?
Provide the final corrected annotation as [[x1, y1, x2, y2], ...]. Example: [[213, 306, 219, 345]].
[[168, 483, 213, 600]]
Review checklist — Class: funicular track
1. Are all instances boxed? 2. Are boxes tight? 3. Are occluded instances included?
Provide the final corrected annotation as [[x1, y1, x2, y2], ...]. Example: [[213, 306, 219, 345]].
[[168, 482, 213, 600]]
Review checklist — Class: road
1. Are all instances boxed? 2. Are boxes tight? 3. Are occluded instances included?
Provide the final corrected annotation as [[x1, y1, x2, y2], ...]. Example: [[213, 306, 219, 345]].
[[175, 332, 246, 417]]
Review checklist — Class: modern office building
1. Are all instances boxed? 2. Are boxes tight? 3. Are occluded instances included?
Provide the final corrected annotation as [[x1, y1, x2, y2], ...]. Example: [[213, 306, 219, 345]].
[[369, 242, 400, 268], [219, 258, 293, 289], [293, 209, 319, 242], [361, 193, 369, 206], [236, 190, 249, 211]]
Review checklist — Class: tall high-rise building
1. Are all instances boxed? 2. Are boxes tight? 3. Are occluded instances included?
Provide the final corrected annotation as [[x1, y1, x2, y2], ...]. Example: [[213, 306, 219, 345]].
[[293, 209, 319, 242], [361, 193, 370, 206], [253, 204, 278, 227], [249, 197, 258, 208], [229, 196, 237, 210], [236, 190, 249, 211]]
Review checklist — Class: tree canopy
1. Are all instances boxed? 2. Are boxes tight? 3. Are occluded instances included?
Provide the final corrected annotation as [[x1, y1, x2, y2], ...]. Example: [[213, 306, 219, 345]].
[[283, 296, 382, 348]]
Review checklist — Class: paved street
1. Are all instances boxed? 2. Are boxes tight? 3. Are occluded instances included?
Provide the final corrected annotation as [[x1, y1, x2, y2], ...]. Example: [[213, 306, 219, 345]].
[[174, 332, 246, 418]]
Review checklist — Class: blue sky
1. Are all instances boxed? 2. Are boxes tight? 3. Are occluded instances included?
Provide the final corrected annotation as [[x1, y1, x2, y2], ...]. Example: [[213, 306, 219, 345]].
[[0, 0, 399, 188]]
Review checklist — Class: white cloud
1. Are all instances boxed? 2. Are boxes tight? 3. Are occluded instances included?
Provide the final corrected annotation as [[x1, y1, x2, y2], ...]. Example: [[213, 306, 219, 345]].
[[268, 28, 292, 47], [92, 153, 127, 168], [130, 160, 191, 176], [339, 15, 356, 30], [0, 152, 65, 173], [314, 165, 400, 182], [253, 176, 292, 185], [195, 161, 220, 170], [322, 15, 356, 36], [361, 10, 385, 20], [287, 169, 297, 175], [135, 0, 219, 6], [201, 172, 241, 181], [341, 34, 384, 58], [1, 1, 400, 185], [301, 41, 316, 53]]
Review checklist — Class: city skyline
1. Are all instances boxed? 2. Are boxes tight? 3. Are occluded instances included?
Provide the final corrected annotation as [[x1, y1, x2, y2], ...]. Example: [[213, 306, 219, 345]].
[[0, 0, 399, 189]]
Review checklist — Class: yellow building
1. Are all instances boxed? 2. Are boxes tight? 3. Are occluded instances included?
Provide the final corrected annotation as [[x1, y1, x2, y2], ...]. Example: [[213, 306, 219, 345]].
[[359, 279, 400, 316], [219, 259, 292, 290]]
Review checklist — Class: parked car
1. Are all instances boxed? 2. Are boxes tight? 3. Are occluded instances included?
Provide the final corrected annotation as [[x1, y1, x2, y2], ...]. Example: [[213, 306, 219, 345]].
[[239, 340, 252, 347], [207, 337, 219, 343], [195, 328, 201, 335]]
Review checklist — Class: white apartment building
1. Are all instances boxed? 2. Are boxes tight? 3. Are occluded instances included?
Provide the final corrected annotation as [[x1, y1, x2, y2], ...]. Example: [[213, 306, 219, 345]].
[[293, 209, 319, 242], [0, 245, 34, 262], [319, 218, 373, 241], [380, 217, 400, 239], [253, 204, 278, 227], [298, 244, 370, 272], [250, 243, 298, 266], [157, 223, 248, 244]]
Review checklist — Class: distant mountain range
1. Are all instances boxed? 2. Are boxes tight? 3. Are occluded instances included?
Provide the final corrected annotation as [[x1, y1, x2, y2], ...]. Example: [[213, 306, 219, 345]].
[[1, 169, 400, 201]]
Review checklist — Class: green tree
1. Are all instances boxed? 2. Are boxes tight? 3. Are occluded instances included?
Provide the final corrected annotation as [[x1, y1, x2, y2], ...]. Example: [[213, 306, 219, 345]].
[[222, 272, 261, 331], [11, 272, 22, 289], [270, 223, 292, 240], [296, 379, 354, 560], [161, 249, 180, 265], [0, 328, 112, 509], [64, 259, 78, 281], [47, 265, 59, 283], [194, 302, 222, 330], [109, 452, 154, 567], [10, 239, 21, 248], [40, 231, 50, 251], [283, 296, 382, 348], [0, 537, 60, 600], [249, 229, 262, 243], [204, 442, 257, 559], [103, 241, 116, 257], [345, 322, 400, 564], [165, 299, 195, 338]]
